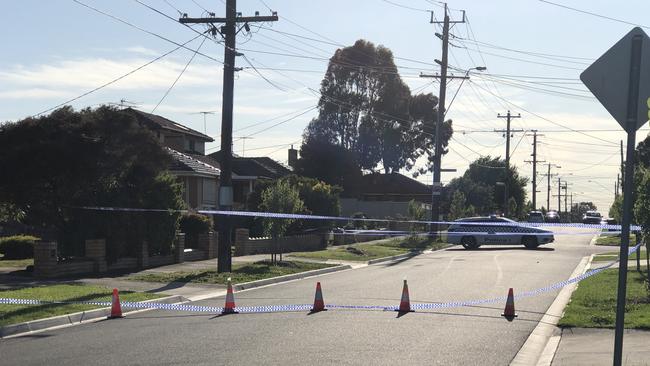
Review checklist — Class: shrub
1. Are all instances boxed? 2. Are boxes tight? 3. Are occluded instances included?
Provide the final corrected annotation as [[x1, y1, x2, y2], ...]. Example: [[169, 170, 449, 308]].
[[179, 213, 212, 249], [0, 235, 39, 259]]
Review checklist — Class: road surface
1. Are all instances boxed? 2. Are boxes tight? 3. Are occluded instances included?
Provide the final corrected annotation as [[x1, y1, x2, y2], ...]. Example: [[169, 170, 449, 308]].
[[1, 229, 607, 365]]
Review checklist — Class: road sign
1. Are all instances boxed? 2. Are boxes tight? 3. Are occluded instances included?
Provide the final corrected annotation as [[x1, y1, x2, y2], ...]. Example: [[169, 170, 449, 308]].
[[581, 27, 650, 366], [580, 27, 650, 132]]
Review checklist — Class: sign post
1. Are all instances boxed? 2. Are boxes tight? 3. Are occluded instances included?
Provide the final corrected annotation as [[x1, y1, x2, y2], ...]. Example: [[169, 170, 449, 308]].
[[581, 27, 650, 366]]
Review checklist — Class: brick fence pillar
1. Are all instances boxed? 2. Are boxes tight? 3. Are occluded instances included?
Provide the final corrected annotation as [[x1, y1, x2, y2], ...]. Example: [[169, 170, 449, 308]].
[[85, 239, 107, 273], [175, 233, 185, 263], [139, 241, 149, 268], [234, 229, 250, 256], [199, 231, 218, 259], [34, 241, 58, 278]]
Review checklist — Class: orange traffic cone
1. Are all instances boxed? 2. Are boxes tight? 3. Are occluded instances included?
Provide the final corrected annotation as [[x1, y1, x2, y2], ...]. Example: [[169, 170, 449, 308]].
[[108, 288, 123, 319], [502, 288, 518, 320], [311, 282, 326, 312], [396, 279, 413, 313], [222, 278, 238, 314]]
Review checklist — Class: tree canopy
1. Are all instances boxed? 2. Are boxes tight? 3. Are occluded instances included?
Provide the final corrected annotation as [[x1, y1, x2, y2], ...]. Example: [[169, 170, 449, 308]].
[[303, 39, 452, 176], [442, 156, 528, 219], [0, 106, 184, 258]]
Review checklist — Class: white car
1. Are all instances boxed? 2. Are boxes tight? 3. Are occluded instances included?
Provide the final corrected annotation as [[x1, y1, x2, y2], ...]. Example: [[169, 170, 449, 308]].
[[447, 216, 555, 250]]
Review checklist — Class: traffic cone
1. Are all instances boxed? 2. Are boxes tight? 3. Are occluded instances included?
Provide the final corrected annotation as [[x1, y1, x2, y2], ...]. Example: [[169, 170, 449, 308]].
[[396, 279, 413, 313], [108, 288, 123, 319], [501, 288, 518, 320], [222, 277, 238, 314], [311, 282, 326, 312]]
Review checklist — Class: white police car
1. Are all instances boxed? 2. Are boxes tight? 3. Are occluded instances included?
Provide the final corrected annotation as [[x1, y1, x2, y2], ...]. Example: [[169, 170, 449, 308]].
[[447, 216, 555, 250]]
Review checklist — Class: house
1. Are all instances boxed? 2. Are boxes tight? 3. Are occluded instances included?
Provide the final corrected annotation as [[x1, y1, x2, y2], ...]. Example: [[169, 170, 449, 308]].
[[208, 150, 292, 209], [124, 108, 220, 210], [341, 172, 432, 217]]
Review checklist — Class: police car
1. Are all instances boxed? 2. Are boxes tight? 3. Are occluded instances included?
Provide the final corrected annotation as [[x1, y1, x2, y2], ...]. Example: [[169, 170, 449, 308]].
[[446, 216, 555, 250]]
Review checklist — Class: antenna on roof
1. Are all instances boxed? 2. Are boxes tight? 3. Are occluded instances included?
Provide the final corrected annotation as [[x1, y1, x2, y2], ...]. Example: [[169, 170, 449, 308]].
[[234, 136, 254, 157], [191, 111, 217, 134], [109, 99, 140, 109]]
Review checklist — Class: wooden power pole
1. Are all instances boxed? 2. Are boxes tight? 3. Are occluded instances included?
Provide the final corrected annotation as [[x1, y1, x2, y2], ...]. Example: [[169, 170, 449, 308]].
[[180, 1, 278, 272]]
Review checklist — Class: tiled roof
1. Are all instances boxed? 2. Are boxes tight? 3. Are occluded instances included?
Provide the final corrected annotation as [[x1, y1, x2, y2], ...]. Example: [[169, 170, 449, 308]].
[[167, 148, 220, 177], [124, 108, 214, 142], [359, 173, 430, 195], [208, 151, 292, 179]]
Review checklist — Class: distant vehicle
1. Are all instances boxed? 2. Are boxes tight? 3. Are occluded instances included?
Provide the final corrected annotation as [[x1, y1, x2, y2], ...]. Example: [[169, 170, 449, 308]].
[[600, 217, 618, 231], [447, 216, 555, 250], [582, 210, 602, 224], [545, 210, 561, 223], [528, 211, 545, 223]]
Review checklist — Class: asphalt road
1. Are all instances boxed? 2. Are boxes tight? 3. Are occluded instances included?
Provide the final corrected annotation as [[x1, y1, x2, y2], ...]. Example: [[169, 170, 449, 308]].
[[1, 229, 608, 365]]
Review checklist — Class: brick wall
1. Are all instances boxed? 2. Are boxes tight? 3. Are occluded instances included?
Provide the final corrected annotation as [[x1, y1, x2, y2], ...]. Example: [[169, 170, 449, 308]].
[[234, 228, 327, 256]]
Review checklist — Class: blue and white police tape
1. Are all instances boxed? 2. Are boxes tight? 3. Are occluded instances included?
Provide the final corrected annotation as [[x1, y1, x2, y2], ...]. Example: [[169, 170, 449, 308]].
[[1, 243, 641, 315], [75, 206, 642, 232]]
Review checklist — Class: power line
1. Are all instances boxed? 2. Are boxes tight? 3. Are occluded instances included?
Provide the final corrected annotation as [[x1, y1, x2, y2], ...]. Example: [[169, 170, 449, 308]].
[[469, 81, 619, 146], [31, 33, 203, 117], [151, 36, 207, 113], [538, 0, 650, 30]]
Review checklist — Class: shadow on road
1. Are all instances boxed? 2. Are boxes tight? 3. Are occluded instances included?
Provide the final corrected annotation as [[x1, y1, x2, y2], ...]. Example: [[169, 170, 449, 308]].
[[446, 247, 555, 252]]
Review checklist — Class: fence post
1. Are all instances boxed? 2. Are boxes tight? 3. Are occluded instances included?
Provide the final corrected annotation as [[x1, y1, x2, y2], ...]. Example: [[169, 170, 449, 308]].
[[85, 239, 107, 273], [234, 229, 250, 256], [175, 233, 185, 263], [33, 241, 58, 278]]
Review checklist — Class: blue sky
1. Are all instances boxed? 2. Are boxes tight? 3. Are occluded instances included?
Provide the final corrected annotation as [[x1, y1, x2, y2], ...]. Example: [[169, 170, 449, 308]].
[[2, 0, 650, 212]]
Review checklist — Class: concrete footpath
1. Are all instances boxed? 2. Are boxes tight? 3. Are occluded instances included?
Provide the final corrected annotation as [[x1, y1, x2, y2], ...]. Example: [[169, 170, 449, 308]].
[[552, 328, 650, 366], [545, 259, 650, 365]]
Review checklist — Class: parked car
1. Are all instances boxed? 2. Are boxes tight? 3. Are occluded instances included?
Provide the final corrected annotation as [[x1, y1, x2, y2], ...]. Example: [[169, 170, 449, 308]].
[[545, 210, 561, 223], [447, 216, 555, 250], [582, 210, 602, 224], [528, 211, 545, 223]]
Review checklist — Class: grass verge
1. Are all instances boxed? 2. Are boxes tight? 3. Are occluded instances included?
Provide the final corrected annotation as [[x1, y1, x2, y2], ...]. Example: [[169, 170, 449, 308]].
[[128, 260, 335, 284], [558, 268, 650, 329], [596, 233, 638, 246], [593, 249, 648, 262], [290, 236, 450, 262], [0, 257, 33, 268], [0, 284, 162, 327]]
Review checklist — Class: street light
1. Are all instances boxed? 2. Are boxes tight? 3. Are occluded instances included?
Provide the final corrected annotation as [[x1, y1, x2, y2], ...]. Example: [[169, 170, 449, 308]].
[[444, 66, 486, 119]]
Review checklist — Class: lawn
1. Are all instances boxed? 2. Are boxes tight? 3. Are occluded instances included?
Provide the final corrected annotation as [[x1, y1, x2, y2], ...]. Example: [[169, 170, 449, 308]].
[[290, 236, 450, 262], [0, 256, 33, 268], [596, 233, 639, 246], [558, 269, 650, 329], [0, 284, 163, 327], [128, 260, 335, 284], [593, 249, 648, 262]]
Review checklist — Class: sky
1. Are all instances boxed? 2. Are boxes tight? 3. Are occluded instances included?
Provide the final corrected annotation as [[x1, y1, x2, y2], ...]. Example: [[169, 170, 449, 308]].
[[2, 0, 650, 214]]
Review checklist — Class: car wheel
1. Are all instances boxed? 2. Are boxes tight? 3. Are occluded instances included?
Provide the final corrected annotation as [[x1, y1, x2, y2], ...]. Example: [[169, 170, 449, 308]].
[[523, 236, 538, 249], [461, 236, 479, 250]]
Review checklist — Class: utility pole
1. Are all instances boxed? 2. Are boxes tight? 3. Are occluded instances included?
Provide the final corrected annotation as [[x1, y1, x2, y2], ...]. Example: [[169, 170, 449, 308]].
[[621, 139, 625, 188], [562, 182, 569, 214], [543, 163, 560, 211], [524, 130, 545, 211], [422, 3, 466, 231], [557, 178, 561, 213], [495, 111, 523, 216], [180, 1, 278, 273]]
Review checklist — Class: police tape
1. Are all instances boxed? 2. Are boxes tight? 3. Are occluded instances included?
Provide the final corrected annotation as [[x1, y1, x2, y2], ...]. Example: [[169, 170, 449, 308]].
[[75, 205, 642, 231], [0, 243, 642, 315]]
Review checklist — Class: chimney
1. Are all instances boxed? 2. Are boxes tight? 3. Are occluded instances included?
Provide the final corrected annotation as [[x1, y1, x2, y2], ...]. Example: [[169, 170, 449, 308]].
[[288, 145, 298, 168]]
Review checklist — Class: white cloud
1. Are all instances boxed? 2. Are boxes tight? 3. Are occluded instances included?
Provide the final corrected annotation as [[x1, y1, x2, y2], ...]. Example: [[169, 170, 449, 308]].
[[0, 58, 221, 91], [0, 88, 72, 99]]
